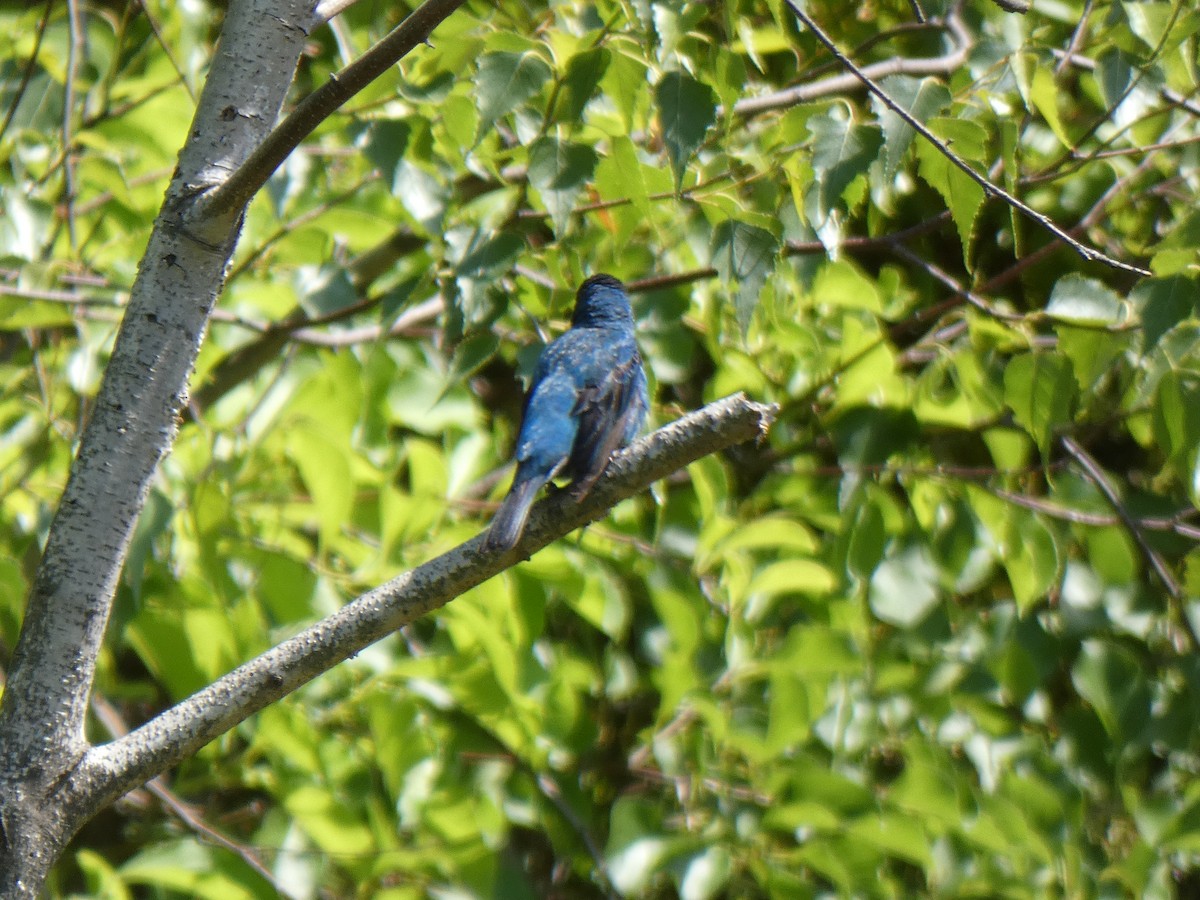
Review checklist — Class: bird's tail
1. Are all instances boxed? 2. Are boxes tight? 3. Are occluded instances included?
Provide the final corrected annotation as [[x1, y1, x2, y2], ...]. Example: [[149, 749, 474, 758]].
[[483, 474, 544, 551]]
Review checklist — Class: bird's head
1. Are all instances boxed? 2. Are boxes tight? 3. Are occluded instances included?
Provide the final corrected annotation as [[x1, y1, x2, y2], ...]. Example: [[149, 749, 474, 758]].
[[572, 273, 635, 328]]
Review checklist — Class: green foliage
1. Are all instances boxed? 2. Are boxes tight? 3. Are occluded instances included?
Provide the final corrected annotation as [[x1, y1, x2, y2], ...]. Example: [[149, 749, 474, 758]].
[[3, 0, 1200, 897]]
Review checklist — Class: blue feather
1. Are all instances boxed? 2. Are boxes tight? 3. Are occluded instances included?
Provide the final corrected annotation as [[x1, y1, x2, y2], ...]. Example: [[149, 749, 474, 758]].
[[484, 274, 649, 551]]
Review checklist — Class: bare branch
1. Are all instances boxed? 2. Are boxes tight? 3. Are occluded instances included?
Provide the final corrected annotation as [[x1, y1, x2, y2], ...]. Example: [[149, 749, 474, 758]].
[[732, 10, 970, 116], [314, 0, 361, 22], [200, 0, 469, 220], [79, 394, 777, 809], [1061, 436, 1199, 652], [90, 696, 285, 895], [783, 0, 1152, 278], [0, 3, 317, 891]]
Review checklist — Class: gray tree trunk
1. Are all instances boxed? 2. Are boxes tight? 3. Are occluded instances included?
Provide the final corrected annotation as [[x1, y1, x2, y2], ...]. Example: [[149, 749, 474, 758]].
[[0, 1, 316, 892]]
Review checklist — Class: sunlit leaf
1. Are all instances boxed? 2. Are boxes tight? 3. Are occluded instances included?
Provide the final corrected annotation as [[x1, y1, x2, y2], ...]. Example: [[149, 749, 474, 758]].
[[1003, 353, 1077, 454], [474, 50, 552, 136], [875, 75, 951, 178], [1045, 274, 1125, 325], [527, 136, 597, 235], [710, 220, 779, 331], [656, 71, 717, 191]]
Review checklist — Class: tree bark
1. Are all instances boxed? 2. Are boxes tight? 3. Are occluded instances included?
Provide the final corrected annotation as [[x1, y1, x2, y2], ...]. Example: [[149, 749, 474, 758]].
[[0, 0, 316, 893]]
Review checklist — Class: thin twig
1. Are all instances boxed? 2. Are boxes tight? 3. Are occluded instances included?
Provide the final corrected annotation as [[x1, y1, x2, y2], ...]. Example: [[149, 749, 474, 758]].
[[981, 149, 1161, 296], [132, 0, 199, 102], [622, 216, 949, 295], [74, 166, 175, 216], [1035, 0, 1184, 182], [783, 0, 1151, 278], [90, 696, 288, 896], [731, 10, 971, 116], [1052, 49, 1200, 119], [1061, 436, 1199, 651], [534, 773, 616, 895], [226, 176, 380, 281], [991, 486, 1200, 539], [0, 1, 52, 144], [888, 243, 1027, 323], [1055, 0, 1093, 76], [61, 0, 82, 249], [199, 0, 468, 220]]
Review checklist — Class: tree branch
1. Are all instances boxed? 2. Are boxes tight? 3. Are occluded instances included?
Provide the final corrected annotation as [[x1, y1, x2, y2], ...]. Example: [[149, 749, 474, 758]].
[[783, 0, 1151, 278], [79, 394, 777, 810], [1061, 436, 1200, 652], [732, 9, 971, 117], [199, 0, 469, 220], [0, 4, 321, 893]]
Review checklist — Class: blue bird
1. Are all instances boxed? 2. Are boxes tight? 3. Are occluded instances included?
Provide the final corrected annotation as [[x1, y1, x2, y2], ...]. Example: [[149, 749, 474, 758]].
[[484, 273, 649, 551]]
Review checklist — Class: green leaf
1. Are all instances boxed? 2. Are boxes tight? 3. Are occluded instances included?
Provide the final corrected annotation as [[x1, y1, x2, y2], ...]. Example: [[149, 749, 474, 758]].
[[1058, 325, 1128, 393], [123, 489, 173, 602], [1072, 639, 1151, 741], [1003, 353, 1076, 454], [474, 51, 552, 136], [1045, 274, 1125, 325], [394, 159, 447, 229], [287, 425, 353, 550], [595, 134, 652, 223], [294, 265, 356, 318], [916, 119, 987, 263], [846, 497, 886, 580], [1005, 511, 1059, 614], [710, 220, 779, 332], [363, 119, 411, 183], [1095, 49, 1133, 110], [601, 49, 647, 134], [1122, 0, 1178, 49], [656, 71, 717, 191], [1152, 370, 1200, 469], [527, 137, 597, 235], [811, 259, 882, 312], [455, 230, 525, 279], [1030, 67, 1071, 149], [285, 785, 376, 856], [744, 558, 837, 621], [848, 814, 934, 867], [806, 109, 883, 223], [439, 93, 478, 155], [446, 332, 499, 386], [557, 47, 610, 123], [875, 76, 951, 178], [711, 517, 819, 559], [713, 47, 748, 113], [1133, 275, 1200, 350], [869, 544, 941, 627]]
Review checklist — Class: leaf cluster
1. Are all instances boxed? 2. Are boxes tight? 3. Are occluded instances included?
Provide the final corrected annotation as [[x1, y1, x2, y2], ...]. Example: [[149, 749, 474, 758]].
[[2, 0, 1200, 897]]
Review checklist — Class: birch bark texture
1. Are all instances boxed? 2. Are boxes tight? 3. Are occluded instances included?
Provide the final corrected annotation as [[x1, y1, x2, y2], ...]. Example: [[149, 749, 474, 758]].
[[0, 1, 316, 893]]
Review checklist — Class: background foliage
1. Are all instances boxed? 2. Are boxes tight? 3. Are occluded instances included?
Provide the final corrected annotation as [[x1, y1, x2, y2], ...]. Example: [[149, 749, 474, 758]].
[[2, 0, 1200, 896]]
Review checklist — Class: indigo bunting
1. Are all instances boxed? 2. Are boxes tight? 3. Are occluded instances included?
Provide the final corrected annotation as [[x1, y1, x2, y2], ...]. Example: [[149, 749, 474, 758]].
[[484, 273, 649, 551]]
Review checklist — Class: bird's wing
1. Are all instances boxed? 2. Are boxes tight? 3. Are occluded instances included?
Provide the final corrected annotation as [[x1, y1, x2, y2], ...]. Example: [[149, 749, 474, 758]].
[[566, 349, 645, 499]]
